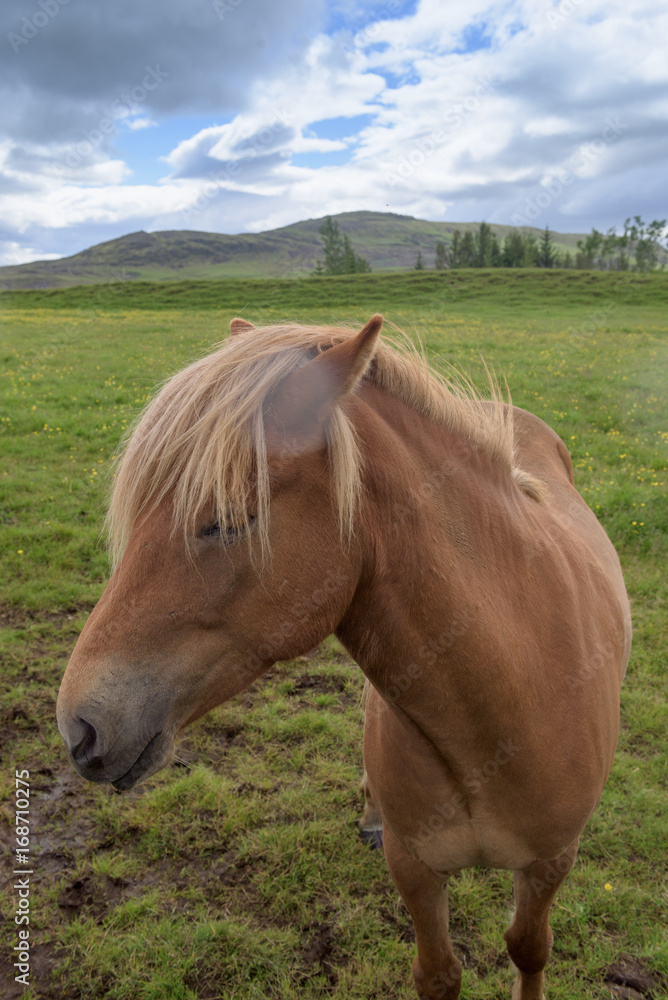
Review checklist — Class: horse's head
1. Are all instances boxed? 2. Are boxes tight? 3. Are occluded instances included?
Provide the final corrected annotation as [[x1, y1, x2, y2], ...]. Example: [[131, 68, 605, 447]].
[[56, 316, 382, 789]]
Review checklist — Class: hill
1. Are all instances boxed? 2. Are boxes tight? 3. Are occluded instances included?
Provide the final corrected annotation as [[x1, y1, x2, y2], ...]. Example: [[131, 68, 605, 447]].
[[2, 268, 666, 316], [0, 212, 586, 290]]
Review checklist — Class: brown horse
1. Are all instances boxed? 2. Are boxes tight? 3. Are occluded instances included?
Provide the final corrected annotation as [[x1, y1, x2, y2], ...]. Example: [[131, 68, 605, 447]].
[[57, 315, 631, 999]]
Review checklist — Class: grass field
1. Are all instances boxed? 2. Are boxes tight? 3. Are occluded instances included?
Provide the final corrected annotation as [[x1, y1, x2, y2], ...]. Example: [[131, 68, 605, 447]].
[[1, 271, 666, 999]]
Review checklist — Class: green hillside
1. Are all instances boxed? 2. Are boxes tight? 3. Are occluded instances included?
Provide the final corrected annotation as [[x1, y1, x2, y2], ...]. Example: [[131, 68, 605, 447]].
[[2, 267, 665, 316], [0, 212, 586, 290]]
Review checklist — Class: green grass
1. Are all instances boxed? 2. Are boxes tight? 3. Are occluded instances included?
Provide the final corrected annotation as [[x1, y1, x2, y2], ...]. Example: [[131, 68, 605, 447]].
[[0, 271, 666, 999], [2, 267, 668, 314]]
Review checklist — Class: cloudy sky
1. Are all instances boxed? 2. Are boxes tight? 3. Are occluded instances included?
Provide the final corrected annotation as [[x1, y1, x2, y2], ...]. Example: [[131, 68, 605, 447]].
[[1, 0, 666, 264]]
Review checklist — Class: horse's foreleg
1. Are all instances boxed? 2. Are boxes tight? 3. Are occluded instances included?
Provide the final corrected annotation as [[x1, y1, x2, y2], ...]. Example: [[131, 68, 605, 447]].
[[383, 825, 462, 1000], [504, 838, 579, 1000]]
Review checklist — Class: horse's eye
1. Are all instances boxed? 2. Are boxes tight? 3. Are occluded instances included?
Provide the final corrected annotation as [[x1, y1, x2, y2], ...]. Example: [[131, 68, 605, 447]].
[[200, 516, 256, 542], [201, 522, 223, 538]]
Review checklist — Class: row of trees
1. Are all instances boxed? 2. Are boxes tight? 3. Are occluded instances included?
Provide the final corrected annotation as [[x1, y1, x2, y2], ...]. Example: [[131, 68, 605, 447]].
[[416, 225, 559, 270], [574, 217, 667, 271], [417, 218, 668, 271], [312, 215, 667, 276]]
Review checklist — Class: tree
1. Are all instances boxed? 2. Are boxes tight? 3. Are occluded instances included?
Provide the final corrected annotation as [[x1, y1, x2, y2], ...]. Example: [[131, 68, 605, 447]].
[[319, 216, 345, 274], [573, 218, 667, 271], [474, 222, 496, 267], [343, 236, 356, 273], [415, 250, 425, 270], [576, 229, 603, 269], [459, 232, 476, 267], [522, 233, 539, 267], [316, 216, 371, 275], [343, 234, 371, 273], [610, 229, 629, 271], [446, 231, 462, 267], [435, 241, 447, 270], [312, 258, 325, 276], [601, 227, 621, 270], [537, 225, 557, 268], [624, 216, 667, 271], [502, 231, 525, 268]]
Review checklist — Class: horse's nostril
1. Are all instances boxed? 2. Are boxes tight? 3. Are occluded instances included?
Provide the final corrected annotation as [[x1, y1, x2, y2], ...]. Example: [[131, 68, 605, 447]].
[[71, 718, 98, 765]]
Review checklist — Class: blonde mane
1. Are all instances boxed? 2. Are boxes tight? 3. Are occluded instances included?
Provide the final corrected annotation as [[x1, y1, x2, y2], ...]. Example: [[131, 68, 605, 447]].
[[107, 322, 542, 566]]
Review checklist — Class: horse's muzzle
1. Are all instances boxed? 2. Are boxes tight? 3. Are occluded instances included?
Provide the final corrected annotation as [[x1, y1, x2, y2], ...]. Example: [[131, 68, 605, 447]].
[[57, 695, 171, 789], [110, 731, 166, 790]]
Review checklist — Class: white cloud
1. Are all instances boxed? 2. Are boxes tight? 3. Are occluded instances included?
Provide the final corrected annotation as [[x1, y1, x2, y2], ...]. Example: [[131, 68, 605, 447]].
[[524, 117, 571, 137], [125, 117, 157, 131], [0, 182, 195, 233], [0, 242, 61, 266]]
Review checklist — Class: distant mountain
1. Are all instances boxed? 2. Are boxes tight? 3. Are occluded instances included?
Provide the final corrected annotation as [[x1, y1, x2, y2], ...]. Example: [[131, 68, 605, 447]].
[[0, 212, 587, 290]]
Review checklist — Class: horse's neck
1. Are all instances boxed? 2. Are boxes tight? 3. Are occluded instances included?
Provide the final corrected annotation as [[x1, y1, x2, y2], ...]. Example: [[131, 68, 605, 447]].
[[337, 383, 520, 694]]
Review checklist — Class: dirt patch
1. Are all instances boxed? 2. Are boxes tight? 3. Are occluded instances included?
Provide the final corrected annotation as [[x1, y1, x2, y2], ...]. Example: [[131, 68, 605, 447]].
[[204, 849, 255, 889], [0, 764, 99, 878], [181, 974, 226, 1000], [623, 733, 661, 760], [301, 921, 338, 989], [57, 873, 137, 923], [605, 956, 663, 997], [286, 672, 359, 713], [174, 722, 246, 772], [0, 725, 19, 754], [292, 674, 348, 695], [0, 702, 40, 730], [0, 939, 68, 1000], [30, 767, 100, 852], [0, 602, 92, 630], [379, 904, 415, 944]]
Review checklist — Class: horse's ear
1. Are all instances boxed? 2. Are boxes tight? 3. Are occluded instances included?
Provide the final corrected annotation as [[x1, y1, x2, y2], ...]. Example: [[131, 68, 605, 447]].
[[230, 317, 255, 335], [268, 314, 383, 439]]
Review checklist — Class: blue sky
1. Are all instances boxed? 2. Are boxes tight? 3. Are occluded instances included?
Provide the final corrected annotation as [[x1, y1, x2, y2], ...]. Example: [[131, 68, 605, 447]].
[[0, 0, 666, 264]]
